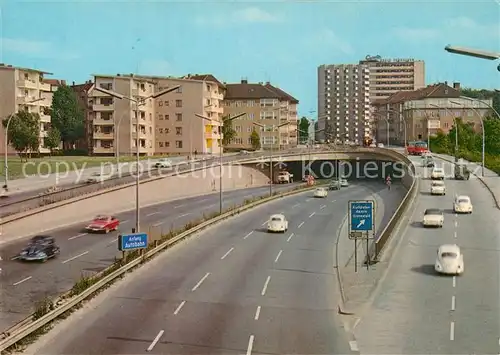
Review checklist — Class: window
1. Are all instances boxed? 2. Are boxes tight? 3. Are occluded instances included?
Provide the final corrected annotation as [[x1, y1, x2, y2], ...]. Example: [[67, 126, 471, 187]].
[[247, 138, 252, 144], [165, 128, 170, 134], [176, 113, 182, 121], [176, 100, 182, 107], [176, 140, 183, 148], [159, 142, 164, 147], [159, 128, 163, 133], [176, 127, 182, 135], [235, 125, 242, 132], [176, 87, 182, 93], [165, 114, 170, 120], [165, 141, 170, 147], [248, 113, 254, 120], [247, 100, 255, 107], [164, 100, 169, 106], [247, 127, 252, 132], [99, 83, 112, 90], [159, 114, 163, 120], [149, 113, 152, 121]]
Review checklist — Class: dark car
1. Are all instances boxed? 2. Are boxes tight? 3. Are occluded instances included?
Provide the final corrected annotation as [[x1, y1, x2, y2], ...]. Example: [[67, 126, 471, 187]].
[[329, 180, 341, 190], [18, 236, 60, 262], [454, 164, 470, 180]]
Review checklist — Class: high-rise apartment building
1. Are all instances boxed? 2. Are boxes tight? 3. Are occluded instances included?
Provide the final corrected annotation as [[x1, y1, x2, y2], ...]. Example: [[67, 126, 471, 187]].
[[359, 55, 425, 102], [317, 64, 371, 144], [89, 73, 224, 156], [0, 64, 53, 154], [223, 80, 299, 150]]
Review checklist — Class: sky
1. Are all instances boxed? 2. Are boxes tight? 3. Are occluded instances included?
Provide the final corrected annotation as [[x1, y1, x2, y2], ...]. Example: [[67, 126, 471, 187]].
[[1, 0, 499, 118]]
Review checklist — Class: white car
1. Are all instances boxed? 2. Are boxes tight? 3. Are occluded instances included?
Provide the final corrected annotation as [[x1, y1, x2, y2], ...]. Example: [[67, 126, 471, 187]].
[[435, 244, 464, 275], [267, 214, 288, 233], [154, 158, 173, 169], [314, 187, 328, 198], [454, 195, 473, 214], [377, 143, 384, 148], [430, 167, 445, 180], [340, 178, 349, 187], [422, 208, 444, 228], [430, 181, 446, 195], [86, 172, 109, 183]]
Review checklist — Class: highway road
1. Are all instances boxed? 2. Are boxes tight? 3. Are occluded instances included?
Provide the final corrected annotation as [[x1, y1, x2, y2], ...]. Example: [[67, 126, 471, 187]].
[[25, 181, 406, 355], [354, 156, 500, 354], [0, 183, 303, 331]]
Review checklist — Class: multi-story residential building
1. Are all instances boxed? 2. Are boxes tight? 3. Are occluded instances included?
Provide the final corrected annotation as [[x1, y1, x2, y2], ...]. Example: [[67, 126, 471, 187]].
[[359, 55, 425, 102], [0, 64, 53, 154], [223, 80, 299, 150], [317, 64, 371, 144], [372, 82, 493, 144], [71, 80, 94, 153]]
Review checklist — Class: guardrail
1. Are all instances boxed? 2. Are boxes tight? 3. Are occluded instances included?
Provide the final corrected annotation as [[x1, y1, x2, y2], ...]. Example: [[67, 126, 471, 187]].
[[0, 183, 320, 352]]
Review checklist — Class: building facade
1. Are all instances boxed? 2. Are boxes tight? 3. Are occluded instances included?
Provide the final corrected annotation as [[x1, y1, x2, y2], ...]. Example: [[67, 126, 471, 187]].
[[317, 64, 371, 144], [223, 80, 299, 150], [372, 82, 493, 145], [359, 55, 425, 102], [0, 64, 53, 154]]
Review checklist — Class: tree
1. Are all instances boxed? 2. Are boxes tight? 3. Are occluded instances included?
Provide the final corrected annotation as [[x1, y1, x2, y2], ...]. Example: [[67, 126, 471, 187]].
[[2, 110, 40, 161], [50, 85, 85, 150], [221, 116, 237, 147], [298, 117, 310, 144], [250, 129, 261, 150], [45, 126, 61, 156], [461, 88, 500, 117]]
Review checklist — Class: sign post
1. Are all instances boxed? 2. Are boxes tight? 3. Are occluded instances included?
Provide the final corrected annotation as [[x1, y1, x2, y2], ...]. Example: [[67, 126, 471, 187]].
[[348, 200, 375, 272]]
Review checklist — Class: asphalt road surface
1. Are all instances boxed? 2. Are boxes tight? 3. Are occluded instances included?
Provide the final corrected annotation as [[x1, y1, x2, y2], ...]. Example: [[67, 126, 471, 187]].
[[354, 156, 500, 354], [25, 181, 405, 355], [0, 182, 303, 331]]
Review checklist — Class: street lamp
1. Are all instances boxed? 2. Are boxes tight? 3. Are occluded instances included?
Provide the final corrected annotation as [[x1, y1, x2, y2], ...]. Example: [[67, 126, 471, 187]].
[[93, 85, 181, 233], [429, 103, 459, 155], [450, 99, 485, 177], [3, 97, 46, 190], [195, 112, 245, 214], [445, 45, 500, 61], [253, 121, 290, 196]]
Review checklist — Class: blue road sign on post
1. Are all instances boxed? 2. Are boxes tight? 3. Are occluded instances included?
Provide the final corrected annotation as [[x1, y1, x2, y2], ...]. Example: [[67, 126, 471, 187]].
[[118, 233, 148, 251], [349, 200, 374, 232]]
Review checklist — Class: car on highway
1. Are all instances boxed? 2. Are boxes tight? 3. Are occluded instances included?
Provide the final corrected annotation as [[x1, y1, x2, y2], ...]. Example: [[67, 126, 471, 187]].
[[453, 195, 473, 214], [154, 158, 173, 169], [454, 163, 470, 180], [422, 157, 435, 167], [86, 172, 110, 184], [435, 244, 464, 275], [18, 236, 60, 262], [430, 180, 446, 195], [377, 143, 384, 148], [422, 208, 444, 228], [85, 215, 120, 233], [430, 167, 445, 180], [267, 214, 288, 233], [329, 180, 340, 190], [340, 178, 349, 187], [314, 187, 328, 198]]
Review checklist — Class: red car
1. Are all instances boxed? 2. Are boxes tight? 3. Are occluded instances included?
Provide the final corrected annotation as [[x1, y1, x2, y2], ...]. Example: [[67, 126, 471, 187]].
[[85, 215, 120, 233]]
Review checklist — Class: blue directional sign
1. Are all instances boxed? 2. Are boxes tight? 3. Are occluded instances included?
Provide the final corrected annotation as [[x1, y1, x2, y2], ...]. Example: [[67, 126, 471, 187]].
[[118, 233, 148, 251], [349, 200, 374, 232]]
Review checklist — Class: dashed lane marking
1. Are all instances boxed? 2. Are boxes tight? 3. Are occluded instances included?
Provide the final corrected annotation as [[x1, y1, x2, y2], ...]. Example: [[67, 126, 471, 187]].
[[261, 276, 271, 296], [61, 251, 89, 264], [68, 233, 88, 240], [292, 203, 300, 208], [451, 296, 456, 311], [274, 250, 282, 263], [246, 335, 255, 355], [286, 233, 294, 242], [254, 306, 261, 320], [244, 231, 253, 239], [191, 272, 210, 291], [173, 301, 186, 315], [146, 330, 164, 352], [450, 321, 455, 341], [298, 221, 305, 228], [309, 212, 315, 218], [453, 276, 456, 288], [221, 247, 234, 260], [320, 205, 326, 209], [146, 212, 160, 217], [13, 276, 32, 286]]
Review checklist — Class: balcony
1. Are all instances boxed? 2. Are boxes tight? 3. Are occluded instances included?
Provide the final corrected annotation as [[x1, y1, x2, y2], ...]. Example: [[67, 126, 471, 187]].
[[210, 92, 224, 100], [93, 131, 114, 139], [94, 119, 114, 125], [93, 104, 114, 111], [94, 146, 114, 154], [40, 83, 51, 92], [92, 89, 112, 97], [132, 131, 148, 139], [17, 79, 38, 89]]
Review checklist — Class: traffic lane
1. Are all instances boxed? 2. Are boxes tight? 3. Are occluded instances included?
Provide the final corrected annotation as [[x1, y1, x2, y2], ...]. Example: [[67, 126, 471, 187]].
[[27, 186, 373, 355], [354, 175, 500, 354], [29, 189, 388, 354], [0, 183, 304, 330]]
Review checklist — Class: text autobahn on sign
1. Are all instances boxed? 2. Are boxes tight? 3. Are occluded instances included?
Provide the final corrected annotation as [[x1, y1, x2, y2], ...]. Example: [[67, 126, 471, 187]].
[[118, 233, 148, 251], [349, 200, 375, 233]]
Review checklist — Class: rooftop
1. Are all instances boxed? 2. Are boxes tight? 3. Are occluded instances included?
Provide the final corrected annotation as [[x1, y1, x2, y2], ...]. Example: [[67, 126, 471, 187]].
[[0, 63, 52, 75], [225, 79, 299, 103], [373, 82, 461, 105]]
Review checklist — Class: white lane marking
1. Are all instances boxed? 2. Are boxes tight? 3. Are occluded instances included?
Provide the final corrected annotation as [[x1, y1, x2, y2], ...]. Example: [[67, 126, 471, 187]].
[[191, 272, 210, 291], [292, 203, 300, 208], [177, 213, 190, 218], [349, 340, 359, 352], [309, 212, 315, 218], [254, 306, 261, 320], [320, 205, 326, 209], [246, 335, 255, 355], [450, 321, 455, 341], [298, 221, 305, 228], [152, 222, 164, 227], [13, 276, 32, 286], [306, 198, 312, 202], [454, 220, 458, 228], [453, 276, 456, 288], [221, 247, 234, 260], [146, 212, 160, 217], [454, 213, 457, 218], [174, 204, 186, 209], [261, 275, 271, 295], [173, 301, 186, 315], [261, 220, 268, 226], [331, 199, 336, 203], [454, 231, 457, 238], [68, 233, 88, 241], [10, 256, 20, 260], [121, 219, 130, 224], [61, 251, 89, 264], [201, 204, 217, 210], [286, 233, 294, 242], [274, 250, 282, 263], [146, 330, 164, 352], [451, 296, 456, 311], [107, 238, 118, 246], [198, 199, 208, 203], [244, 231, 253, 239]]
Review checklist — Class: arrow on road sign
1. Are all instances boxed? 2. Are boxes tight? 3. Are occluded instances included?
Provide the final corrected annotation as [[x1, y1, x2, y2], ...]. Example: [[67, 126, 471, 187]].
[[356, 220, 365, 229]]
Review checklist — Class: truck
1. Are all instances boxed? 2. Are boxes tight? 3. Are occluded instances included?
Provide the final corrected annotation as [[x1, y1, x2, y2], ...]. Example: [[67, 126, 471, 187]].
[[275, 171, 294, 184]]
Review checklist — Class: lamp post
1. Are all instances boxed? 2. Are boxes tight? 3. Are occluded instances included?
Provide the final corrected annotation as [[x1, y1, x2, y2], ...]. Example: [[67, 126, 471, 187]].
[[195, 112, 245, 214], [429, 103, 459, 155], [114, 114, 127, 167], [444, 45, 500, 61], [93, 85, 180, 232], [373, 109, 404, 147], [253, 122, 290, 196], [4, 97, 46, 190]]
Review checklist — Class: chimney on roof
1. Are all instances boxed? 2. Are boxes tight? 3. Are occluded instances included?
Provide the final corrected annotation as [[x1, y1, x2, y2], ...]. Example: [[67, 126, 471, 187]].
[[72, 81, 75, 86], [265, 81, 270, 85], [453, 82, 460, 90], [241, 79, 247, 84]]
